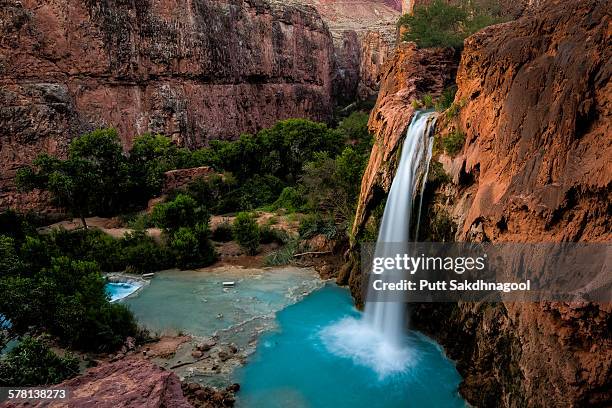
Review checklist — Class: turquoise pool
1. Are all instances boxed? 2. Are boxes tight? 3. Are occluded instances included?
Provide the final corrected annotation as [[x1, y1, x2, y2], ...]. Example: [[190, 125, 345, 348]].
[[234, 284, 466, 408]]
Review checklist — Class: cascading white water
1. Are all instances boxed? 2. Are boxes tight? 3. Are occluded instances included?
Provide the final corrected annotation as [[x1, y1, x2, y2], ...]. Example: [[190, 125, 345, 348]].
[[364, 110, 437, 345], [320, 111, 437, 377]]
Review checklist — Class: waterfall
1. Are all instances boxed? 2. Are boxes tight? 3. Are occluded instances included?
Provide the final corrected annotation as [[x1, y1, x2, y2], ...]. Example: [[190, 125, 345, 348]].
[[320, 111, 437, 377], [363, 110, 437, 346]]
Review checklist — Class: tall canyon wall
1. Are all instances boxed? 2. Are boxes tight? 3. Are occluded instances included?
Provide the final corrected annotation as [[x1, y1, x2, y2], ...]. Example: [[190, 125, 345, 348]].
[[349, 0, 611, 405], [0, 0, 399, 210]]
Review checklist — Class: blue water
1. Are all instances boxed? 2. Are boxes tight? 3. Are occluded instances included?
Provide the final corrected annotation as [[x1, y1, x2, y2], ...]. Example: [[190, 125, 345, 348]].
[[123, 267, 321, 339], [105, 282, 142, 302], [235, 284, 465, 408]]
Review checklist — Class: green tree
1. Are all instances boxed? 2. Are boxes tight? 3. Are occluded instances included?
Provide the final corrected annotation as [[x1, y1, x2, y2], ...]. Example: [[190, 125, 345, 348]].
[[169, 224, 217, 269], [0, 255, 138, 352], [337, 111, 372, 155], [300, 147, 367, 228], [0, 235, 21, 277], [0, 337, 79, 386], [398, 0, 506, 49], [16, 129, 129, 228], [232, 212, 260, 255], [151, 194, 207, 231], [128, 133, 193, 200]]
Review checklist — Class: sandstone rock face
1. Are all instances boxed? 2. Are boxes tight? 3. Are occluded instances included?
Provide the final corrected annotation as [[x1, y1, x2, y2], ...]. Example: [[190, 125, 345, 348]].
[[454, 0, 611, 244], [350, 42, 458, 242], [162, 166, 216, 194], [4, 359, 192, 408], [351, 0, 611, 406], [0, 0, 401, 212], [289, 0, 401, 101], [0, 0, 335, 208]]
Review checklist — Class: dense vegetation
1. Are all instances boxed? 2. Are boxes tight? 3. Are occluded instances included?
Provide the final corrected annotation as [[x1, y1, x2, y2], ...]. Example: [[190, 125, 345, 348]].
[[0, 214, 139, 355], [0, 337, 79, 386], [1, 112, 372, 386], [398, 0, 507, 49]]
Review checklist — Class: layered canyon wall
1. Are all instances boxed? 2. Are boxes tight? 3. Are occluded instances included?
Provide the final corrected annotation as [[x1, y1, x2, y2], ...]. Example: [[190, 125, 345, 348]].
[[289, 0, 401, 101], [0, 0, 400, 211], [350, 0, 611, 405]]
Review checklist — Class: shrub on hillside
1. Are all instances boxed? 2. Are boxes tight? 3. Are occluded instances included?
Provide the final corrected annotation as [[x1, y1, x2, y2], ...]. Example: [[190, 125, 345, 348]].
[[398, 0, 506, 49], [259, 224, 290, 245], [211, 221, 233, 242], [442, 130, 466, 156], [169, 224, 217, 269], [298, 214, 337, 240], [0, 254, 138, 352], [151, 194, 208, 231], [264, 239, 298, 266], [232, 213, 260, 255], [272, 186, 307, 212], [119, 230, 172, 273]]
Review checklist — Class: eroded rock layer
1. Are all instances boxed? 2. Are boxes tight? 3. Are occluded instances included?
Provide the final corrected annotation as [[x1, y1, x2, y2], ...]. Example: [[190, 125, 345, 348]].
[[4, 359, 193, 408], [287, 0, 401, 101], [0, 0, 335, 204]]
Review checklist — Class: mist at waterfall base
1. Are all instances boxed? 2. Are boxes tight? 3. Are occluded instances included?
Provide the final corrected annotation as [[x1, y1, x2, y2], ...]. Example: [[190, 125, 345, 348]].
[[235, 284, 464, 408], [237, 112, 464, 407], [320, 111, 437, 377]]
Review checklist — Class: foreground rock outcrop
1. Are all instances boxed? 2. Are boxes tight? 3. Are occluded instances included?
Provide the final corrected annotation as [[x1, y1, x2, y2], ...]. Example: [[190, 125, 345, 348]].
[[3, 360, 193, 408], [351, 0, 611, 406]]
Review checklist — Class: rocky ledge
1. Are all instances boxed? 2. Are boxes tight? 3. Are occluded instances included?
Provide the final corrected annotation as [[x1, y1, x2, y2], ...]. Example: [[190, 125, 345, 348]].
[[3, 359, 193, 408]]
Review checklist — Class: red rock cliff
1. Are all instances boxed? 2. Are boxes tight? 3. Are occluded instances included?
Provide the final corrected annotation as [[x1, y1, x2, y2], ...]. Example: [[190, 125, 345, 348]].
[[291, 0, 401, 100], [351, 0, 611, 406], [0, 0, 335, 202]]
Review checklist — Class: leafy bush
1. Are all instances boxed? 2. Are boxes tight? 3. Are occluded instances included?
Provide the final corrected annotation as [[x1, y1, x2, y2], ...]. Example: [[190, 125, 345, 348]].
[[300, 147, 367, 234], [184, 174, 237, 214], [272, 186, 306, 212], [428, 161, 451, 185], [29, 227, 170, 274], [0, 235, 22, 276], [435, 86, 458, 112], [151, 194, 208, 231], [211, 221, 233, 242], [442, 130, 466, 156], [232, 213, 260, 255], [398, 0, 506, 49], [0, 255, 138, 352], [16, 129, 132, 226], [336, 111, 372, 155], [0, 210, 37, 243], [228, 175, 285, 211], [298, 214, 337, 240], [128, 133, 192, 199], [119, 231, 172, 273], [169, 224, 217, 269], [422, 94, 434, 108], [0, 337, 79, 386]]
